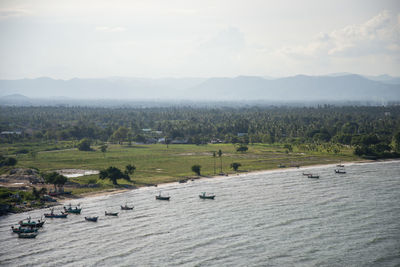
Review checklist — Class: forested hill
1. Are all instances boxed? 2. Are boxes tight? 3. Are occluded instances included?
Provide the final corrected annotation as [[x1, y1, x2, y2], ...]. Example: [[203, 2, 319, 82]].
[[0, 74, 399, 102]]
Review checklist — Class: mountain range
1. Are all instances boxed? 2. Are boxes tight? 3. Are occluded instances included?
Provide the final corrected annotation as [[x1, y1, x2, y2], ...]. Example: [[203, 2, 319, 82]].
[[0, 74, 399, 104]]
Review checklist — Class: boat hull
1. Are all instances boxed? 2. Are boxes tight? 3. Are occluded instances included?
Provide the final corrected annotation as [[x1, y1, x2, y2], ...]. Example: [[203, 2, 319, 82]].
[[155, 196, 170, 200]]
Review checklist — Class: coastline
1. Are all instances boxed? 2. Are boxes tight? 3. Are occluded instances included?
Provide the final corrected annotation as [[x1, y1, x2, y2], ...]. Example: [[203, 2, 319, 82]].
[[4, 158, 398, 214], [64, 158, 380, 201]]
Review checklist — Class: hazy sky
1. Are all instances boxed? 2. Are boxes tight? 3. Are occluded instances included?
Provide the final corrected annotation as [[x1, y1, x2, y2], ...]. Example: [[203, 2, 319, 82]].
[[0, 0, 399, 79]]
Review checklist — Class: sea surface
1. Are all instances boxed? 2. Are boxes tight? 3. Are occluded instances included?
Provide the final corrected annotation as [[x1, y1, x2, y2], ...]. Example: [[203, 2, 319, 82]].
[[1, 161, 399, 266]]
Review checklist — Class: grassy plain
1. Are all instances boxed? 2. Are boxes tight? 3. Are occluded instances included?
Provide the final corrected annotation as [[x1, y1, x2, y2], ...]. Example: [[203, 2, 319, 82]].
[[2, 143, 360, 194]]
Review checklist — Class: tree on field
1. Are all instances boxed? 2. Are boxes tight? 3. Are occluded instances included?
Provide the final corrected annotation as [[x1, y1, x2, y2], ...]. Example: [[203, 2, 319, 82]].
[[0, 156, 17, 167], [230, 162, 241, 172], [77, 138, 92, 151], [212, 151, 216, 175], [236, 144, 248, 153], [100, 144, 108, 157], [191, 165, 201, 176], [44, 172, 68, 191], [218, 149, 223, 173], [125, 164, 136, 177], [99, 166, 130, 185]]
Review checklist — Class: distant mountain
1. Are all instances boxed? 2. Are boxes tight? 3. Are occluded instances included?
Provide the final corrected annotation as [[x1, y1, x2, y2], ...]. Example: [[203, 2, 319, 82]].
[[188, 74, 400, 101], [0, 74, 399, 103], [363, 74, 400, 85], [0, 94, 32, 105]]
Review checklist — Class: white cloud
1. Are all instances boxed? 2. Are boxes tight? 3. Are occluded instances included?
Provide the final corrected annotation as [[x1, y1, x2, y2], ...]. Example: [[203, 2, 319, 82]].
[[0, 7, 32, 19], [95, 26, 126, 33], [277, 10, 400, 59]]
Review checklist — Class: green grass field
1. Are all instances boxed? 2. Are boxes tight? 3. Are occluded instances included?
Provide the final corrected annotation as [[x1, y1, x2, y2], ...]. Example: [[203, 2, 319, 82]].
[[5, 143, 359, 191]]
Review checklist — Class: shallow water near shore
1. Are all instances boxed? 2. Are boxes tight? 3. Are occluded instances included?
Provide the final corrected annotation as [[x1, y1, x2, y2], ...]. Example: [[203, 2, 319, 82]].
[[1, 161, 400, 266]]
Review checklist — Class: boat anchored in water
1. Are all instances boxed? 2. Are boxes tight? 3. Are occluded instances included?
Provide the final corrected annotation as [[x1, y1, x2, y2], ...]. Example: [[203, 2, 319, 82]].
[[199, 192, 215, 199], [18, 232, 38, 239], [308, 174, 320, 179], [64, 203, 82, 214], [121, 203, 134, 210], [85, 216, 98, 222], [19, 217, 45, 228], [44, 209, 68, 218], [155, 192, 170, 200], [105, 211, 119, 216]]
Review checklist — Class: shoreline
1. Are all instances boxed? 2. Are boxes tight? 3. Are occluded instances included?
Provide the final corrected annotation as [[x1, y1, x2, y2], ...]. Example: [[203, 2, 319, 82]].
[[64, 158, 382, 201], [3, 158, 398, 214]]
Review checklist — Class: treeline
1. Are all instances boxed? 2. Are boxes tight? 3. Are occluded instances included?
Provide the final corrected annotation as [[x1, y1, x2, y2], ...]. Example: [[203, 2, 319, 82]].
[[1, 105, 400, 158]]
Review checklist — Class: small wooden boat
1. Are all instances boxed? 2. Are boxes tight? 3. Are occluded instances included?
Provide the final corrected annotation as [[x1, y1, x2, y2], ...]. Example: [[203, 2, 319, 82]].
[[155, 192, 170, 200], [85, 216, 98, 222], [44, 209, 68, 218], [18, 232, 38, 238], [19, 218, 45, 228], [302, 172, 312, 176], [11, 226, 38, 233], [105, 211, 118, 216], [121, 203, 134, 210], [199, 192, 215, 199], [308, 174, 320, 179], [335, 169, 346, 174], [336, 164, 345, 167], [64, 204, 82, 214]]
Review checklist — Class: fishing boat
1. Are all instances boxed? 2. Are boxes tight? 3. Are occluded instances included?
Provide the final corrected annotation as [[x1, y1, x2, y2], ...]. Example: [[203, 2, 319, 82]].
[[18, 232, 38, 238], [105, 211, 119, 216], [155, 192, 170, 200], [44, 209, 68, 218], [85, 216, 98, 222], [19, 217, 45, 228], [302, 172, 312, 176], [335, 169, 346, 174], [199, 192, 215, 199], [120, 203, 134, 210], [336, 164, 345, 167], [64, 204, 82, 214], [11, 226, 38, 233], [308, 174, 320, 179]]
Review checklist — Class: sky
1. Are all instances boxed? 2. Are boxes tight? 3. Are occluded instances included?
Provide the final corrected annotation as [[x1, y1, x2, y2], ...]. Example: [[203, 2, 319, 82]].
[[0, 0, 399, 79]]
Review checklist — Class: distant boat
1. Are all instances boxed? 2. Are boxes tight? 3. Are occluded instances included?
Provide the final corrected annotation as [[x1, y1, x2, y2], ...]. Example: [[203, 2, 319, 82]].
[[199, 192, 215, 199], [105, 211, 118, 216], [335, 169, 346, 174], [179, 179, 187, 183], [44, 209, 68, 218], [64, 204, 82, 214], [121, 203, 134, 210], [18, 232, 38, 239], [19, 218, 45, 228], [302, 172, 312, 176], [155, 192, 170, 200], [336, 164, 345, 167], [85, 216, 98, 222], [308, 174, 320, 179], [11, 226, 38, 233]]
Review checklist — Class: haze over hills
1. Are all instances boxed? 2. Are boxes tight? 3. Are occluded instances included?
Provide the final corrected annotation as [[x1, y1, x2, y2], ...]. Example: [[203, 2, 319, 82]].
[[0, 74, 399, 105]]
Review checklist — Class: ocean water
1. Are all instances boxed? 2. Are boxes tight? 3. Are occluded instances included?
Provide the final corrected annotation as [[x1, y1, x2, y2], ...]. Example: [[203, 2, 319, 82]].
[[1, 161, 399, 266]]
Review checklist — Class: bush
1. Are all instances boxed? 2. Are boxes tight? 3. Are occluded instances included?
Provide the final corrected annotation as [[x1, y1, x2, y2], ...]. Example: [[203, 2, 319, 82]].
[[77, 138, 92, 151]]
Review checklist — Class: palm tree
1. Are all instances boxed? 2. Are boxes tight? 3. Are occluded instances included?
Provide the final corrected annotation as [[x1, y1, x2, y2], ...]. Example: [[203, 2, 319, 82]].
[[212, 151, 216, 175], [218, 149, 223, 174]]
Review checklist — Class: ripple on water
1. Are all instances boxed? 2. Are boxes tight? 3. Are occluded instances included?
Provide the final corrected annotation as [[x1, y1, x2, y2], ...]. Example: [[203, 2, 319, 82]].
[[0, 161, 399, 266]]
